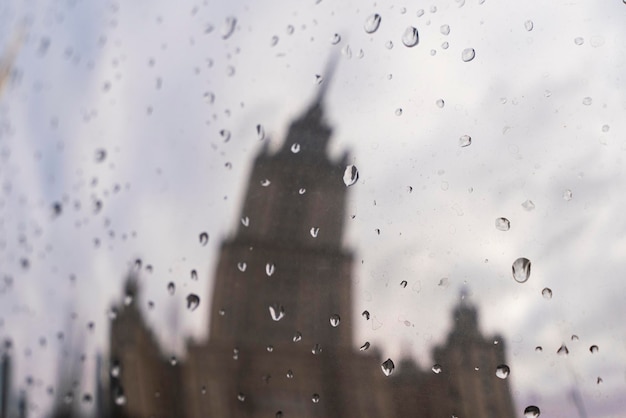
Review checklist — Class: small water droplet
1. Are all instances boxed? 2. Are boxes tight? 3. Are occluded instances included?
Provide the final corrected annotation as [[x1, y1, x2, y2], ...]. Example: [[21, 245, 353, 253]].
[[291, 143, 301, 153], [522, 199, 535, 211], [535, 346, 543, 352], [241, 216, 250, 227], [362, 310, 370, 320], [431, 364, 442, 374], [292, 331, 302, 342], [221, 16, 237, 39], [364, 14, 382, 33], [331, 33, 341, 44], [459, 135, 472, 147], [237, 393, 246, 402], [381, 358, 395, 376], [524, 20, 534, 31], [310, 227, 319, 238], [574, 37, 584, 46], [114, 392, 126, 405], [170, 356, 178, 366], [582, 97, 592, 106], [286, 25, 294, 35], [186, 294, 200, 311], [341, 44, 352, 58], [602, 124, 610, 132], [541, 288, 553, 299], [440, 24, 450, 35], [571, 334, 579, 341], [237, 262, 247, 272], [417, 9, 424, 17], [167, 282, 175, 295], [261, 179, 271, 187], [311, 393, 320, 403], [265, 263, 276, 277], [400, 280, 408, 288], [298, 188, 306, 195], [190, 269, 198, 281], [597, 376, 603, 384], [436, 99, 445, 108], [256, 124, 265, 140], [524, 405, 541, 418], [495, 364, 510, 379], [314, 74, 323, 84], [395, 108, 403, 116], [266, 345, 274, 352], [95, 149, 107, 163], [495, 217, 511, 231], [286, 370, 294, 378], [329, 314, 341, 327], [385, 40, 394, 49], [401, 27, 419, 47], [461, 48, 475, 62], [312, 343, 322, 354], [343, 165, 359, 186], [269, 304, 285, 321], [590, 345, 599, 353], [512, 257, 531, 283], [219, 129, 231, 142], [557, 344, 569, 355], [359, 342, 370, 351], [441, 41, 449, 50], [110, 364, 121, 377], [270, 36, 279, 46], [199, 232, 209, 246]]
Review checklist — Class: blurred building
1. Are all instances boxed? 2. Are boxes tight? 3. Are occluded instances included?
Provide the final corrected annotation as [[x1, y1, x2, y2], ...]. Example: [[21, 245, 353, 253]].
[[101, 85, 517, 417]]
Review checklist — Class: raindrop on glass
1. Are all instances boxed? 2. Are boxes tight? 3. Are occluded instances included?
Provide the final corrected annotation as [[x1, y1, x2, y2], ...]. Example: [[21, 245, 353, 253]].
[[597, 377, 603, 384], [417, 9, 424, 17], [170, 356, 178, 366], [237, 262, 247, 272], [191, 269, 198, 281], [541, 288, 552, 299], [602, 124, 610, 132], [461, 48, 475, 62], [343, 165, 359, 186], [311, 393, 320, 403], [582, 97, 592, 105], [436, 99, 445, 108], [291, 143, 301, 153], [362, 310, 370, 320], [286, 25, 294, 35], [311, 343, 322, 354], [590, 345, 599, 353], [286, 369, 294, 379], [298, 188, 306, 195], [385, 40, 394, 49], [186, 294, 200, 311], [524, 20, 534, 31], [310, 227, 319, 238], [524, 405, 540, 418], [381, 358, 395, 376], [441, 41, 449, 50], [331, 33, 341, 44], [495, 217, 510, 231], [270, 36, 279, 46], [364, 14, 382, 34], [266, 345, 274, 352], [261, 179, 271, 187], [440, 24, 450, 35], [256, 124, 265, 140], [265, 263, 276, 277], [557, 344, 569, 355], [535, 346, 543, 352], [110, 364, 121, 377], [95, 149, 107, 163], [400, 280, 408, 288], [401, 27, 419, 47], [574, 37, 584, 45], [199, 232, 209, 246], [221, 16, 237, 39], [512, 257, 531, 283], [219, 129, 231, 142], [359, 342, 370, 351], [167, 282, 175, 295], [329, 314, 341, 327], [269, 304, 285, 321], [395, 108, 403, 116], [459, 135, 472, 147], [495, 364, 510, 379], [431, 364, 442, 374], [237, 393, 246, 402], [241, 216, 250, 227], [292, 331, 302, 342], [522, 199, 535, 211]]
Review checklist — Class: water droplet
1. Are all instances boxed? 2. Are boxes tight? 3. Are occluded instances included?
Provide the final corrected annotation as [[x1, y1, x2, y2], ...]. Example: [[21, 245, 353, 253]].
[[189, 269, 198, 281], [401, 27, 419, 47], [441, 41, 449, 50], [266, 345, 273, 352], [459, 135, 472, 147], [256, 124, 265, 140], [269, 304, 285, 321], [110, 364, 121, 377], [314, 74, 323, 85], [571, 334, 579, 341], [241, 216, 250, 227], [284, 369, 294, 379], [114, 392, 126, 405], [535, 346, 543, 352], [431, 364, 442, 374], [385, 40, 394, 49], [582, 97, 592, 106], [265, 263, 276, 277], [95, 149, 107, 163], [574, 37, 584, 46], [167, 282, 175, 295], [186, 294, 200, 311], [359, 342, 370, 351], [522, 199, 535, 211], [461, 48, 475, 62], [331, 33, 341, 44], [310, 227, 319, 238], [286, 25, 294, 35], [221, 17, 237, 39], [276, 412, 283, 418], [170, 356, 178, 366], [203, 91, 215, 103], [495, 364, 510, 379], [597, 376, 603, 384], [381, 358, 395, 376], [311, 343, 322, 354], [237, 262, 247, 272], [311, 393, 320, 403], [364, 14, 382, 33], [199, 232, 209, 246], [343, 165, 359, 186], [233, 348, 239, 360], [440, 24, 450, 35], [539, 288, 553, 300], [590, 345, 599, 353], [512, 257, 531, 283], [395, 108, 403, 116], [341, 44, 352, 58], [557, 344, 569, 355], [329, 314, 341, 327], [292, 331, 302, 342], [261, 179, 271, 187], [602, 124, 610, 132], [495, 217, 511, 231], [362, 310, 370, 320], [417, 9, 424, 17], [291, 143, 301, 153], [436, 99, 445, 108], [298, 188, 306, 195], [524, 405, 541, 418], [524, 20, 534, 31], [219, 129, 231, 142], [270, 36, 279, 46], [400, 280, 408, 288]]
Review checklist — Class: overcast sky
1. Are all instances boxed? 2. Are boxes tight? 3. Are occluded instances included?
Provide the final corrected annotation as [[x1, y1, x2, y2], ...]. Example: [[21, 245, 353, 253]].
[[1, 0, 626, 416]]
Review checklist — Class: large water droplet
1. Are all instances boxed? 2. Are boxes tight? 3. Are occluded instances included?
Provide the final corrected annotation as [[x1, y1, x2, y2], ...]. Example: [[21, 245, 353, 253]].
[[311, 393, 320, 403], [459, 135, 472, 147], [310, 227, 319, 238], [186, 294, 200, 311], [265, 263, 276, 277], [269, 304, 285, 321], [401, 27, 419, 47], [362, 310, 370, 320], [199, 232, 209, 246], [524, 405, 540, 417], [221, 17, 237, 39], [431, 364, 442, 374], [364, 14, 382, 33], [461, 48, 476, 62], [524, 20, 534, 31], [495, 217, 511, 231], [329, 314, 341, 327], [542, 288, 552, 299], [512, 257, 531, 283], [557, 344, 569, 355], [381, 359, 395, 376], [167, 282, 175, 295], [343, 165, 359, 186], [495, 364, 510, 379], [359, 342, 370, 351], [590, 345, 599, 353]]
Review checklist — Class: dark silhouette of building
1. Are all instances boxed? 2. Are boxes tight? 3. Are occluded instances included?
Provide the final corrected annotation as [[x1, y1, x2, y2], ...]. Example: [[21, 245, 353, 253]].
[[101, 82, 518, 417]]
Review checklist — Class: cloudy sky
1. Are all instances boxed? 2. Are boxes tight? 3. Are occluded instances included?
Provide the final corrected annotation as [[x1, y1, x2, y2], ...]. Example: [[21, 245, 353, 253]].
[[1, 0, 626, 416]]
